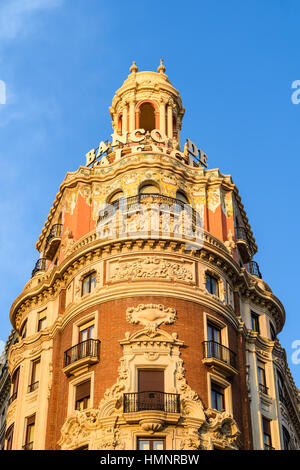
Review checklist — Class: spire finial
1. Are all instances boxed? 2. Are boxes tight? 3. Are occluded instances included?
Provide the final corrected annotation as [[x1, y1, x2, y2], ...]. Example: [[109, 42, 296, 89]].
[[157, 58, 166, 74], [130, 61, 138, 74]]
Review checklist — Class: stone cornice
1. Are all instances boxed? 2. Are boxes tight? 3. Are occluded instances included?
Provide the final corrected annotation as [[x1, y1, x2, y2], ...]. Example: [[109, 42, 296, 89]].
[[12, 231, 285, 335]]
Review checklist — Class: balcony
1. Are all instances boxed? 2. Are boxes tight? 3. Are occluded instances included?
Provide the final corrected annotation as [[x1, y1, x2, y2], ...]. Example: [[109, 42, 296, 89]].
[[123, 391, 181, 431], [31, 258, 47, 278], [8, 392, 17, 406], [202, 340, 238, 377], [123, 391, 180, 414], [235, 226, 255, 263], [23, 442, 34, 450], [248, 260, 262, 279], [44, 224, 63, 260], [28, 381, 39, 393], [98, 194, 202, 234], [63, 339, 100, 376], [259, 383, 269, 395]]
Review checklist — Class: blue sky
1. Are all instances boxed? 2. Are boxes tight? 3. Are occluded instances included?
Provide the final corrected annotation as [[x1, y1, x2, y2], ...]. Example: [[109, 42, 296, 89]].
[[0, 0, 300, 386]]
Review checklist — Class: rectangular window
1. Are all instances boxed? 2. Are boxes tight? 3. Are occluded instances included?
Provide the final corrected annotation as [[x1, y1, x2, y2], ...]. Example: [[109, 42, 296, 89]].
[[206, 274, 219, 296], [137, 438, 165, 450], [82, 273, 96, 296], [37, 310, 47, 332], [10, 367, 20, 402], [79, 321, 95, 343], [251, 312, 260, 333], [24, 415, 35, 450], [28, 359, 40, 393], [75, 380, 91, 411], [211, 383, 225, 411], [270, 322, 276, 341], [262, 417, 272, 450], [257, 363, 268, 395]]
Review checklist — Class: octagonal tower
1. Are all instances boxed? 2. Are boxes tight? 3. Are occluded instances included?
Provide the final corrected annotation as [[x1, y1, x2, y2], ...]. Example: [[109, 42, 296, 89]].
[[5, 62, 300, 451]]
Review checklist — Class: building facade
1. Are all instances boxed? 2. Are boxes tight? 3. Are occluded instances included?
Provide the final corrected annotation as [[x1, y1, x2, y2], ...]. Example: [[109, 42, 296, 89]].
[[4, 62, 300, 450], [0, 330, 18, 450]]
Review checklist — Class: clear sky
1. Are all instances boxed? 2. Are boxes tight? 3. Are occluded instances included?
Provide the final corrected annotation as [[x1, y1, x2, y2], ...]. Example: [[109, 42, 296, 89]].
[[0, 0, 300, 386]]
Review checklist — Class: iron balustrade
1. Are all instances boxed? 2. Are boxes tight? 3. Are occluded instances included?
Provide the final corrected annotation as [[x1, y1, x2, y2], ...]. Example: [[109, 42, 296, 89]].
[[98, 194, 201, 226], [259, 383, 269, 395], [235, 226, 255, 256], [248, 260, 262, 279], [63, 339, 100, 368], [203, 340, 237, 369], [23, 442, 34, 450], [123, 391, 180, 414], [31, 258, 47, 277], [264, 444, 275, 451], [28, 381, 39, 393], [8, 392, 17, 406], [45, 224, 63, 249]]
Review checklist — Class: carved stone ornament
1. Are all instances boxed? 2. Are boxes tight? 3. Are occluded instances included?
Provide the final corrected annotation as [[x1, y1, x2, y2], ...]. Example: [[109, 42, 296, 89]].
[[58, 322, 240, 450], [126, 303, 176, 333]]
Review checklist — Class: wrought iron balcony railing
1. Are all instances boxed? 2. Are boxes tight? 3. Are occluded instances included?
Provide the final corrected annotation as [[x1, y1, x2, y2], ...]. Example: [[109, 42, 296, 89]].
[[31, 258, 47, 278], [45, 224, 63, 247], [98, 194, 201, 226], [63, 339, 100, 368], [123, 391, 180, 414], [259, 383, 269, 395], [203, 340, 237, 370], [264, 443, 275, 451], [28, 381, 39, 393], [8, 392, 17, 406], [23, 442, 34, 450], [248, 260, 262, 279], [235, 226, 256, 257]]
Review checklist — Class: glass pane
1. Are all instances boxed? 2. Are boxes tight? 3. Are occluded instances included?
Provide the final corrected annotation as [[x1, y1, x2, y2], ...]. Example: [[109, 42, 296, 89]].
[[89, 325, 94, 339], [81, 329, 88, 342], [90, 275, 96, 292], [153, 440, 164, 450], [82, 278, 89, 295], [138, 440, 150, 450]]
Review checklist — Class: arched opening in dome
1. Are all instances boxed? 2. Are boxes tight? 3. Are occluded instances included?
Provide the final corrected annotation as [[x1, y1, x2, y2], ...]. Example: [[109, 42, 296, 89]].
[[139, 103, 156, 132], [139, 182, 160, 195], [107, 190, 124, 204], [176, 190, 190, 205]]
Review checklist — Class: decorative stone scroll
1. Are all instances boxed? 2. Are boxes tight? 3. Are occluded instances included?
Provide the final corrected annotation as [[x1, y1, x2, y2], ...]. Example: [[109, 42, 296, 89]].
[[126, 303, 176, 333]]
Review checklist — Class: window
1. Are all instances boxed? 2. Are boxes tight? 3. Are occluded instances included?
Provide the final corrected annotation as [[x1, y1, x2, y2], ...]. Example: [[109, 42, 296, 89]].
[[20, 320, 27, 339], [37, 310, 47, 332], [139, 102, 156, 132], [139, 183, 160, 195], [211, 383, 225, 411], [137, 438, 165, 450], [82, 272, 96, 296], [206, 273, 219, 296], [251, 312, 260, 333], [79, 322, 95, 343], [176, 190, 189, 205], [270, 322, 276, 341], [28, 359, 40, 393], [207, 323, 222, 343], [5, 424, 14, 450], [75, 380, 91, 411], [10, 367, 20, 402], [262, 417, 273, 450], [277, 371, 286, 405], [282, 426, 290, 450], [24, 415, 35, 450], [108, 190, 124, 204], [257, 363, 268, 395]]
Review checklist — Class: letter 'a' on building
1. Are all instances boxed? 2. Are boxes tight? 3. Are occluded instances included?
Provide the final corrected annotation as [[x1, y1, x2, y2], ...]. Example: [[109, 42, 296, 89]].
[[4, 60, 300, 451]]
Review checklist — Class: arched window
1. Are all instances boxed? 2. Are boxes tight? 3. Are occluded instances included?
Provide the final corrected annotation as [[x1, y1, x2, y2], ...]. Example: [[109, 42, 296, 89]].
[[176, 190, 189, 205], [108, 190, 124, 204], [139, 103, 156, 132], [139, 183, 160, 195]]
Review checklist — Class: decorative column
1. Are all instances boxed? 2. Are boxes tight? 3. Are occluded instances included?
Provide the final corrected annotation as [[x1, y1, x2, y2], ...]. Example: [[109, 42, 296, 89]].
[[129, 100, 135, 132], [122, 102, 128, 133], [160, 99, 166, 137], [167, 102, 173, 139]]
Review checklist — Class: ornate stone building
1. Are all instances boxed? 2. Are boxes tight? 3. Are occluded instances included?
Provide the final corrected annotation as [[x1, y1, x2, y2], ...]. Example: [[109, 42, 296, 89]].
[[4, 61, 300, 450]]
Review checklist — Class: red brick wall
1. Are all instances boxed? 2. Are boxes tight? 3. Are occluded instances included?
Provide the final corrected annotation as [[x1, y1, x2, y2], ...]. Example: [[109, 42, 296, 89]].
[[45, 296, 252, 449]]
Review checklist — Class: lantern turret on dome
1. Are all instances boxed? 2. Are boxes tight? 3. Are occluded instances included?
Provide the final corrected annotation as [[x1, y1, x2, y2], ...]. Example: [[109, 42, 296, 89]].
[[109, 60, 185, 148]]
